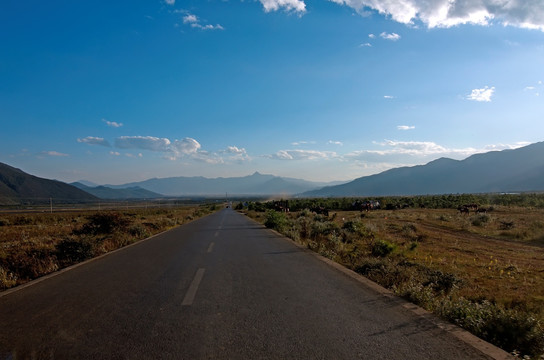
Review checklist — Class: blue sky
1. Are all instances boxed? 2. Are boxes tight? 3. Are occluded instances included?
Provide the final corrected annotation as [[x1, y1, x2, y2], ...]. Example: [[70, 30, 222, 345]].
[[1, 0, 543, 184]]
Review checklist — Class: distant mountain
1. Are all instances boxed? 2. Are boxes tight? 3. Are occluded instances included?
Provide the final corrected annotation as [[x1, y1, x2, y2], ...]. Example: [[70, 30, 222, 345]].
[[74, 179, 99, 187], [71, 182, 163, 200], [0, 162, 98, 205], [302, 141, 544, 197], [105, 172, 342, 196]]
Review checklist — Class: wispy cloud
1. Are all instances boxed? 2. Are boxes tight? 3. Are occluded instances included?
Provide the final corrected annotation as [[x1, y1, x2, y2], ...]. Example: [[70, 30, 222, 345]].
[[524, 81, 542, 97], [328, 0, 544, 31], [380, 32, 401, 41], [328, 140, 343, 146], [344, 140, 528, 165], [384, 95, 395, 99], [467, 86, 495, 102], [164, 0, 175, 5], [397, 125, 415, 130], [40, 151, 69, 157], [114, 136, 202, 159], [359, 42, 372, 47], [259, 0, 306, 14], [110, 151, 121, 156], [182, 13, 224, 30], [267, 149, 335, 160], [102, 119, 123, 128], [77, 136, 111, 147], [292, 141, 316, 146]]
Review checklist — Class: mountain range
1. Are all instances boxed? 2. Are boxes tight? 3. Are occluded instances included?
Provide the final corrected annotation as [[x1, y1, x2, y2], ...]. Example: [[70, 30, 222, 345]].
[[105, 172, 344, 197], [302, 141, 544, 197], [0, 162, 97, 205], [1, 141, 543, 204], [70, 183, 163, 200]]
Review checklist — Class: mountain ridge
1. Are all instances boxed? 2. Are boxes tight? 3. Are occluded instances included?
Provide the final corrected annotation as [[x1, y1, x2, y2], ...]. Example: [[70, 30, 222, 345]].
[[302, 141, 544, 197]]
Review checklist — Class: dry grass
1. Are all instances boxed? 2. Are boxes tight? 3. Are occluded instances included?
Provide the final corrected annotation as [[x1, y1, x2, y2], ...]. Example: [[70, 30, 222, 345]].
[[244, 204, 544, 357], [0, 205, 216, 290]]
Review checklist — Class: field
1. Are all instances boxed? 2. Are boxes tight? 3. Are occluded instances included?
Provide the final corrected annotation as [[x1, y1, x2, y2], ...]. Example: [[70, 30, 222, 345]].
[[241, 196, 544, 358], [0, 204, 217, 290]]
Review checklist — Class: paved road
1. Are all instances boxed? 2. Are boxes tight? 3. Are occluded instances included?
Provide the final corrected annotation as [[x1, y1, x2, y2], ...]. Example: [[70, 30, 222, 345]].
[[0, 208, 498, 359]]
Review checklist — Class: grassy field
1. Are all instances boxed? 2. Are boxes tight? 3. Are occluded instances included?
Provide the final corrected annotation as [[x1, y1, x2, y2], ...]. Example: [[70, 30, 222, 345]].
[[242, 201, 544, 358], [0, 204, 217, 290]]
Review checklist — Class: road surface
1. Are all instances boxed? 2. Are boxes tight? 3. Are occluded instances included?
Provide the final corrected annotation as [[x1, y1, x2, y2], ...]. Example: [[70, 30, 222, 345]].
[[0, 208, 501, 359]]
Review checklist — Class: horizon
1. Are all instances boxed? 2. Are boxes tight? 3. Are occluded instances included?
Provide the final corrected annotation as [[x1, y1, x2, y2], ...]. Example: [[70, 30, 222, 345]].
[[2, 1, 543, 185]]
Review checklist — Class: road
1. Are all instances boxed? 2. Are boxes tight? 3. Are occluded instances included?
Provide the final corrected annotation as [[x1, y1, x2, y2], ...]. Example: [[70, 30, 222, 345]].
[[0, 208, 502, 359]]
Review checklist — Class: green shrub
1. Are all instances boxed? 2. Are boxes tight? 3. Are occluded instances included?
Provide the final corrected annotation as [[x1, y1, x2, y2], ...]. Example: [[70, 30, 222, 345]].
[[437, 298, 544, 357], [371, 239, 396, 257], [472, 214, 490, 227], [264, 210, 288, 232]]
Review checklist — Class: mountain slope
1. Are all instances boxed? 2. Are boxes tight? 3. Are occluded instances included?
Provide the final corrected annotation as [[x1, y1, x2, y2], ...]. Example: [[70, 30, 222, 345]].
[[71, 183, 164, 200], [0, 163, 98, 204], [303, 141, 544, 197], [106, 172, 336, 196]]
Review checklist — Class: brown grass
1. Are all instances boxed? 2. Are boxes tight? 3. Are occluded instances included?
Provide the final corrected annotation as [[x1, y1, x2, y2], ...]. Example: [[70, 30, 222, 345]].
[[0, 205, 216, 290]]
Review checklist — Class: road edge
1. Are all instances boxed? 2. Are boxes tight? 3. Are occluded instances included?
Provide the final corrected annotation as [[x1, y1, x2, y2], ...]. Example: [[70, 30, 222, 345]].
[[0, 209, 220, 299], [240, 212, 513, 360]]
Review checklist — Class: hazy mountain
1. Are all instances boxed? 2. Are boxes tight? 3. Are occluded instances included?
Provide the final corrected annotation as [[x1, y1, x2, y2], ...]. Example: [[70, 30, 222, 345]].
[[302, 141, 544, 197], [105, 172, 341, 196], [0, 162, 98, 205], [71, 183, 164, 200]]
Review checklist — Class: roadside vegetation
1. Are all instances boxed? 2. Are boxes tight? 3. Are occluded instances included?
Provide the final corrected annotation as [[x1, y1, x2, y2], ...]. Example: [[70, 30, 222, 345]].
[[239, 194, 544, 358], [0, 204, 217, 291]]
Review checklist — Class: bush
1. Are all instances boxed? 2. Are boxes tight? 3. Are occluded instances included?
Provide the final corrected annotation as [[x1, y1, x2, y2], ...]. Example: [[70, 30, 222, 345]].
[[371, 239, 396, 257], [437, 298, 544, 357], [77, 212, 131, 235], [264, 210, 288, 232], [56, 237, 94, 266], [472, 214, 490, 227]]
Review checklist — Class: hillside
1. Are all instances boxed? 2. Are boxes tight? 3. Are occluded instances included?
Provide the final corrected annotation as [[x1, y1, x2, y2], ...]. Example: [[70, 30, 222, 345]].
[[71, 183, 164, 200], [0, 162, 98, 205], [106, 172, 339, 196], [303, 141, 544, 197]]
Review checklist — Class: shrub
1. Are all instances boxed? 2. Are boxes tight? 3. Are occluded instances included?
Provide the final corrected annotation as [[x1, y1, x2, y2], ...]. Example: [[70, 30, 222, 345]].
[[472, 214, 490, 227], [371, 239, 396, 257], [56, 237, 94, 266], [264, 210, 288, 232], [77, 212, 130, 235], [437, 298, 544, 357]]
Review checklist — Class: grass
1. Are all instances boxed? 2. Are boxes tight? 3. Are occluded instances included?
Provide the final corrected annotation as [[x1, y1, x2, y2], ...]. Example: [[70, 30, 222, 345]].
[[0, 204, 216, 290], [243, 204, 544, 358]]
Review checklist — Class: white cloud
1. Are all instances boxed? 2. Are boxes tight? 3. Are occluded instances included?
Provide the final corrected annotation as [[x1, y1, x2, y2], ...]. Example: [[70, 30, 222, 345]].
[[368, 33, 376, 38], [103, 119, 123, 128], [115, 136, 171, 152], [397, 125, 415, 130], [164, 0, 175, 4], [109, 151, 121, 156], [183, 14, 198, 24], [40, 151, 68, 157], [291, 141, 316, 146], [343, 140, 528, 165], [328, 140, 344, 146], [267, 149, 335, 160], [259, 0, 306, 14], [384, 95, 395, 99], [182, 13, 224, 30], [467, 86, 495, 102], [328, 0, 544, 31], [77, 136, 111, 147], [380, 32, 401, 41], [359, 42, 372, 47], [172, 138, 201, 155]]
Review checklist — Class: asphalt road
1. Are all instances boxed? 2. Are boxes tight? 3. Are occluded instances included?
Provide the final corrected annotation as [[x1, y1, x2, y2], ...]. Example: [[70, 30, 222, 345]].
[[0, 208, 500, 359]]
